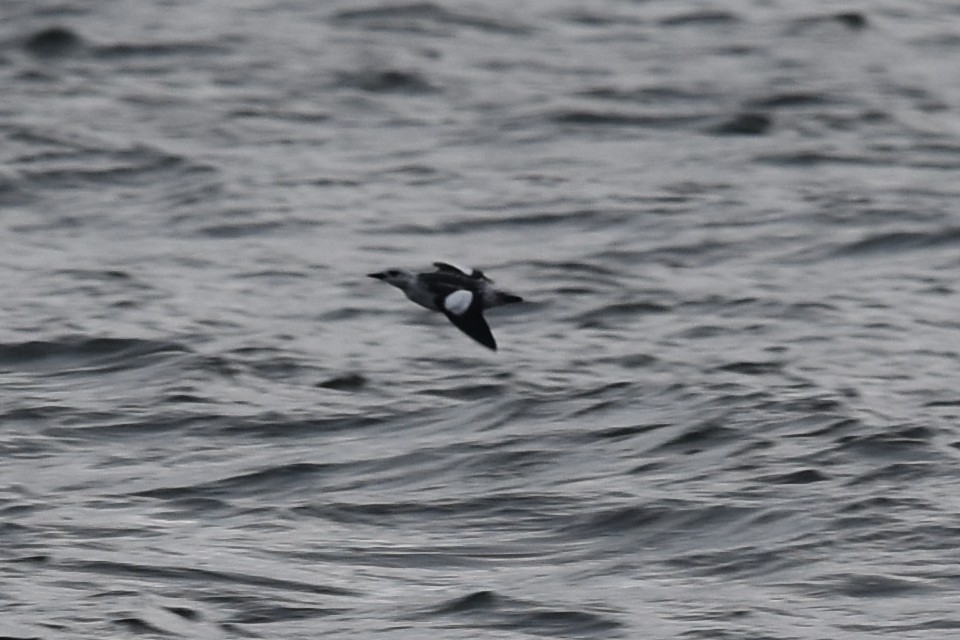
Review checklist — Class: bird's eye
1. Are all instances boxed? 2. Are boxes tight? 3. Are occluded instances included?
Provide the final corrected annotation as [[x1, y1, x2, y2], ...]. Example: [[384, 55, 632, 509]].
[[388, 270, 399, 276]]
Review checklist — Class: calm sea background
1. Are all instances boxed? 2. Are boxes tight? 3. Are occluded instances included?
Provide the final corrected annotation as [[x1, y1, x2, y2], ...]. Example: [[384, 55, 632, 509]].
[[3, 1, 960, 638]]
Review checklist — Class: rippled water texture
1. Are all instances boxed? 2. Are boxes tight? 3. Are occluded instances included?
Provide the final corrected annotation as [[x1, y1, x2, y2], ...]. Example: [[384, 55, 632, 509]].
[[3, 1, 960, 638]]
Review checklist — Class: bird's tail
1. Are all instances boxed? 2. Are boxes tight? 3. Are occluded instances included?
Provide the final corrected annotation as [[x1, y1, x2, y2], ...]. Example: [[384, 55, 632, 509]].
[[493, 292, 523, 306]]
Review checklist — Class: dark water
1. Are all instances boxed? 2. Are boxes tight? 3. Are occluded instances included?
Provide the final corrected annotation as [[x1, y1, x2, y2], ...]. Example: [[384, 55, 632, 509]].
[[3, 1, 960, 637]]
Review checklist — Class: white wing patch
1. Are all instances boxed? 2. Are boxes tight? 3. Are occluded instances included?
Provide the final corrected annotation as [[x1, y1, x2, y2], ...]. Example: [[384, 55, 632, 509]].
[[443, 290, 474, 316]]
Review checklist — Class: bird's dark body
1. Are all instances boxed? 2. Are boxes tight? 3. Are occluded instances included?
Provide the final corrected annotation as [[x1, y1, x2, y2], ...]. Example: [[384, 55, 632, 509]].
[[417, 271, 481, 305]]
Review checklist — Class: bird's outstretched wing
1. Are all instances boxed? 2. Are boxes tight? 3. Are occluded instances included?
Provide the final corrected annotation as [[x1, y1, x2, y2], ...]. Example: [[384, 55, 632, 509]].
[[438, 289, 496, 350], [432, 262, 492, 282]]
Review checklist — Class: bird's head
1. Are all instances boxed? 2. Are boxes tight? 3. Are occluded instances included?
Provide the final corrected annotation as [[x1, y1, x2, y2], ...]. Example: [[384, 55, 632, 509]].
[[368, 268, 416, 291]]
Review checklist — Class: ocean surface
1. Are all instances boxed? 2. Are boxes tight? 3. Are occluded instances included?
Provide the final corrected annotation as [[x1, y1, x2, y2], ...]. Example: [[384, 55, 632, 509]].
[[3, 1, 960, 638]]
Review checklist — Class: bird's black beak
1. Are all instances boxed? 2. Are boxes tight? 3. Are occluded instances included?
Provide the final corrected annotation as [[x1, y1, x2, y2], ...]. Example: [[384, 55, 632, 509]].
[[368, 272, 387, 280]]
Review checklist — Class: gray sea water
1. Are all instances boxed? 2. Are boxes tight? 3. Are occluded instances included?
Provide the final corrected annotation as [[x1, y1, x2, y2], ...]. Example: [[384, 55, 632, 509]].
[[3, 1, 960, 638]]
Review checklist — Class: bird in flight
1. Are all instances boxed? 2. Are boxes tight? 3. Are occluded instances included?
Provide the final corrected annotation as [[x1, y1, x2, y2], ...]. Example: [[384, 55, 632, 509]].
[[368, 262, 522, 350]]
